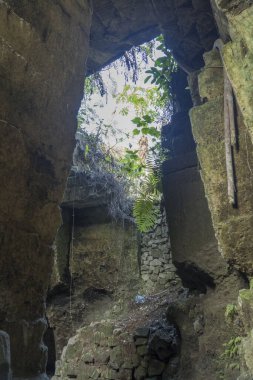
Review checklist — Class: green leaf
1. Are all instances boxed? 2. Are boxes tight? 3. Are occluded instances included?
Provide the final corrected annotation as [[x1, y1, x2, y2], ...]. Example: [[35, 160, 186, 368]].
[[132, 117, 142, 125], [141, 127, 150, 135], [84, 144, 90, 158], [133, 128, 140, 136], [144, 75, 152, 84], [143, 114, 152, 123]]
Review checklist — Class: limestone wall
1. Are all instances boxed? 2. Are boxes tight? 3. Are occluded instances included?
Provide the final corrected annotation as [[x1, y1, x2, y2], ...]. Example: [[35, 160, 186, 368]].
[[0, 1, 92, 377], [190, 49, 253, 275], [223, 5, 253, 145], [71, 222, 139, 293], [48, 213, 139, 360]]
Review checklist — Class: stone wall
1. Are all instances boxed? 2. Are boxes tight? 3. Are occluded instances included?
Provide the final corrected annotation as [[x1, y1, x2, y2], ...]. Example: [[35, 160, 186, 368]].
[[188, 31, 253, 377], [48, 211, 139, 360], [190, 49, 253, 275], [222, 4, 253, 148], [140, 204, 178, 293], [71, 222, 139, 294], [0, 1, 92, 377], [161, 68, 248, 379], [52, 308, 180, 380]]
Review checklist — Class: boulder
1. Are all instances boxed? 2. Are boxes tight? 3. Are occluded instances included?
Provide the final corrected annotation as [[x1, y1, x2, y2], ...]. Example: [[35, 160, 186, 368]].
[[148, 320, 180, 361]]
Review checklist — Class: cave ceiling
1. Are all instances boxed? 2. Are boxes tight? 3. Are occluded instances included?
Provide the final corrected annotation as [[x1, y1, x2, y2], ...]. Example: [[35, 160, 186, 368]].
[[87, 0, 219, 74]]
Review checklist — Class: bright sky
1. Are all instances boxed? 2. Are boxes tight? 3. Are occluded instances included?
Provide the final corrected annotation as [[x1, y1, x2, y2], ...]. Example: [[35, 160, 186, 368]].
[[80, 39, 163, 151]]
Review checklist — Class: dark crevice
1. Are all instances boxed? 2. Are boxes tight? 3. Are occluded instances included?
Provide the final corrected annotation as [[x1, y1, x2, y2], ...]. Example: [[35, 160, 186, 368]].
[[174, 261, 216, 293]]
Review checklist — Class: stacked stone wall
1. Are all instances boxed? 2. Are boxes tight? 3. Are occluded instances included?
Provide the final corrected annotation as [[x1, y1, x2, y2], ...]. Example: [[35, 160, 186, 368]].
[[53, 317, 180, 380], [140, 204, 179, 293]]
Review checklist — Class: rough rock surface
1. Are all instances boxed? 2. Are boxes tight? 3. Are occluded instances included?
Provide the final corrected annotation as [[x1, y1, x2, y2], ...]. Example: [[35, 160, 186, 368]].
[[1, 0, 253, 378], [51, 291, 181, 380], [48, 215, 139, 359], [190, 49, 253, 274], [162, 65, 249, 379], [223, 6, 253, 144], [47, 134, 140, 360], [140, 204, 180, 292], [88, 0, 218, 73], [0, 330, 11, 380], [0, 0, 92, 377]]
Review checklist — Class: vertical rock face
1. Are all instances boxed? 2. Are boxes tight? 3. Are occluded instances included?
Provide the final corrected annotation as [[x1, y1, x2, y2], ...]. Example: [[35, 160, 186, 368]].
[[47, 141, 140, 359], [48, 214, 139, 359], [189, 36, 253, 377], [0, 0, 92, 377], [162, 69, 226, 291], [222, 6, 253, 144], [161, 69, 247, 380], [190, 49, 253, 274]]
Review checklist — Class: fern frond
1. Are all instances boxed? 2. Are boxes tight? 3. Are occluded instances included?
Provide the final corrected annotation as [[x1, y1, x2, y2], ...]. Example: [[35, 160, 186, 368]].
[[133, 197, 159, 233], [133, 169, 161, 232]]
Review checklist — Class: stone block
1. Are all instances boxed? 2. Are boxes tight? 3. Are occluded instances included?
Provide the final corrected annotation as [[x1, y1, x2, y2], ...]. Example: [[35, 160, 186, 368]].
[[135, 338, 148, 346], [134, 327, 150, 338], [140, 357, 149, 369], [142, 274, 149, 282], [83, 351, 94, 363], [199, 51, 223, 101], [164, 264, 176, 272], [100, 366, 118, 380], [151, 274, 158, 282], [136, 345, 148, 356], [118, 368, 132, 380], [158, 278, 167, 285], [148, 359, 165, 377], [109, 346, 124, 369], [150, 259, 162, 267], [158, 273, 174, 281], [94, 348, 110, 364], [121, 352, 139, 369], [134, 365, 147, 380]]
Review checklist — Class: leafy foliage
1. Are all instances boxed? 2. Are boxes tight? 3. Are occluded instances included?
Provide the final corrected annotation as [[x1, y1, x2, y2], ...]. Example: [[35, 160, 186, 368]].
[[145, 35, 177, 100], [225, 304, 237, 322], [133, 171, 160, 233], [79, 36, 175, 231], [85, 41, 156, 97], [221, 337, 241, 360], [218, 336, 241, 378]]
